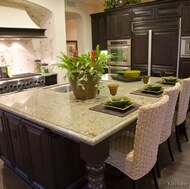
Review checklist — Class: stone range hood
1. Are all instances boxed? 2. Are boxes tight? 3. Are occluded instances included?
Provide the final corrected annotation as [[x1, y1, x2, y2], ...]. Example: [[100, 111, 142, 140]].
[[0, 2, 47, 39], [0, 27, 47, 39]]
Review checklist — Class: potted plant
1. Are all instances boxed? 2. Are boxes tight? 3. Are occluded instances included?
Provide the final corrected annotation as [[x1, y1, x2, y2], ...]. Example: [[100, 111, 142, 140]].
[[52, 45, 113, 100], [104, 0, 116, 9]]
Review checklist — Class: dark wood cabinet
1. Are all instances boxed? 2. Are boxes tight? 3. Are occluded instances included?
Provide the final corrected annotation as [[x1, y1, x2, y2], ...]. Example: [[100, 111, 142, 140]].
[[181, 1, 190, 36], [131, 30, 149, 74], [132, 2, 180, 21], [155, 3, 181, 18], [131, 0, 180, 77], [106, 9, 131, 39], [131, 6, 154, 21], [151, 29, 179, 76], [132, 27, 179, 76], [22, 119, 54, 189], [44, 74, 57, 86], [50, 134, 85, 189], [0, 110, 13, 167], [0, 111, 85, 189], [91, 12, 107, 50], [179, 58, 190, 78], [4, 112, 49, 187]]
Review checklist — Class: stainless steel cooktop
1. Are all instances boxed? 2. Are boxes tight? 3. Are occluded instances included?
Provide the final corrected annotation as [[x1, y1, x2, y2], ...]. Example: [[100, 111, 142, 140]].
[[0, 73, 45, 94]]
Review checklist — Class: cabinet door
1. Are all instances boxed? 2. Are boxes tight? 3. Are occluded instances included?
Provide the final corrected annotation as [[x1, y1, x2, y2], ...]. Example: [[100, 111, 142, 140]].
[[179, 58, 190, 78], [119, 10, 131, 39], [151, 29, 179, 76], [181, 2, 190, 36], [45, 74, 57, 86], [132, 7, 154, 22], [23, 120, 54, 189], [91, 12, 107, 50], [107, 9, 131, 39], [107, 11, 119, 39], [4, 112, 31, 180], [155, 3, 181, 18], [0, 110, 12, 165], [131, 30, 149, 74], [50, 134, 85, 188]]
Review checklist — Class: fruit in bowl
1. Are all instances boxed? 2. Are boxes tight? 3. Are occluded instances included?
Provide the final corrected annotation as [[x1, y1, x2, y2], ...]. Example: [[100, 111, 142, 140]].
[[123, 70, 141, 78], [162, 76, 178, 82], [145, 84, 163, 91]]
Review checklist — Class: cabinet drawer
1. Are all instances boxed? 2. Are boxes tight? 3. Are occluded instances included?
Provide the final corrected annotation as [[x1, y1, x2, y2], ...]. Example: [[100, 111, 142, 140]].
[[156, 4, 181, 18], [45, 74, 57, 86], [133, 18, 179, 31], [132, 7, 154, 21], [179, 58, 190, 78]]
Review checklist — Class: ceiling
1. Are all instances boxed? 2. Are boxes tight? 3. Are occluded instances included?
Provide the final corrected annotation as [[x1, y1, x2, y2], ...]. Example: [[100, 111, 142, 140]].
[[79, 0, 105, 6]]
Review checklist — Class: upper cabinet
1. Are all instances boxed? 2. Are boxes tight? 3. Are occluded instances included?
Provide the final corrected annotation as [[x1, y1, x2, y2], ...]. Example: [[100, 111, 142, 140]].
[[181, 1, 190, 36], [106, 9, 131, 39], [91, 12, 107, 50], [131, 2, 181, 21], [155, 3, 181, 18], [131, 6, 154, 21], [131, 1, 181, 76]]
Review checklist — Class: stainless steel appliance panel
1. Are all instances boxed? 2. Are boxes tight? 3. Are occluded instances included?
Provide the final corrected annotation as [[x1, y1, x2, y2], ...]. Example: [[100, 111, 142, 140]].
[[181, 37, 190, 58], [107, 39, 131, 67]]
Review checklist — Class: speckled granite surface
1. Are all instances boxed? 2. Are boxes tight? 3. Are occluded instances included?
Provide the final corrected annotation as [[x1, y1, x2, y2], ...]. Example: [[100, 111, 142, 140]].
[[0, 77, 165, 146]]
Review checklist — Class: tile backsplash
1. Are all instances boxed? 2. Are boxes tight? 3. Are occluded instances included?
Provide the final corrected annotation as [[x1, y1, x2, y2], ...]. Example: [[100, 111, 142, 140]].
[[0, 38, 54, 76]]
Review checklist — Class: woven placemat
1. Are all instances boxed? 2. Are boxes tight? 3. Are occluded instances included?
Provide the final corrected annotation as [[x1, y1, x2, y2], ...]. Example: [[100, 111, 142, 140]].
[[89, 104, 141, 117], [130, 89, 163, 98]]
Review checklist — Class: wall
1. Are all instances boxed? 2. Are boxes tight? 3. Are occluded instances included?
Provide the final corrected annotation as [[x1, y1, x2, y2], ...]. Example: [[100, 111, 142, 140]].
[[0, 0, 98, 84], [66, 19, 77, 40], [0, 0, 58, 79]]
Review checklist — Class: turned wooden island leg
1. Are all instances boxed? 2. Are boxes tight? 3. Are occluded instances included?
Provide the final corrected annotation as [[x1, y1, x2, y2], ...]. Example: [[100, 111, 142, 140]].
[[86, 162, 105, 189], [80, 140, 109, 189]]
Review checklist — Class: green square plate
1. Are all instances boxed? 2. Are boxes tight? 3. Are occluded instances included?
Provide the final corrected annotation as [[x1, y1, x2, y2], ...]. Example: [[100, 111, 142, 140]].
[[104, 101, 136, 111]]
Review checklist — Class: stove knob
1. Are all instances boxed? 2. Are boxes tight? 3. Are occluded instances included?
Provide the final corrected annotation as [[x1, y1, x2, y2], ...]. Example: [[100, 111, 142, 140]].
[[0, 87, 3, 91], [3, 85, 7, 89], [37, 80, 40, 83], [34, 80, 37, 84], [13, 84, 17, 88], [18, 84, 21, 88], [22, 83, 25, 87], [29, 81, 33, 85], [41, 80, 44, 83], [9, 84, 13, 88], [26, 82, 29, 86]]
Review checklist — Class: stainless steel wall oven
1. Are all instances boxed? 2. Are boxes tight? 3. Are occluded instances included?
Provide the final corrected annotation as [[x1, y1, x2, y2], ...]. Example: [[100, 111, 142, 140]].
[[107, 39, 131, 68]]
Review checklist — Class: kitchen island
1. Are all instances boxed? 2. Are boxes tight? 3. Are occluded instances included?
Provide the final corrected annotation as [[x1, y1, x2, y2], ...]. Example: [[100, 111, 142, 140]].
[[0, 77, 164, 188]]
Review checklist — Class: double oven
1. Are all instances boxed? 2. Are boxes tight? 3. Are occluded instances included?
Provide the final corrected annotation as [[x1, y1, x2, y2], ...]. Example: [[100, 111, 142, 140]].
[[107, 39, 131, 73]]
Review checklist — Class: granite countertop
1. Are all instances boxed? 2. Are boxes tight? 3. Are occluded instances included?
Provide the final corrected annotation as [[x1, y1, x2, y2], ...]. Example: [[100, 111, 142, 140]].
[[0, 77, 163, 146]]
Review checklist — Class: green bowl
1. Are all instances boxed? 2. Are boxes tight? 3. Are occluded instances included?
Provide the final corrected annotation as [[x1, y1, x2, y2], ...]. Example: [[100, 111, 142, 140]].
[[146, 84, 163, 91], [106, 96, 131, 107], [115, 70, 124, 75], [163, 76, 178, 82], [123, 70, 141, 78]]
